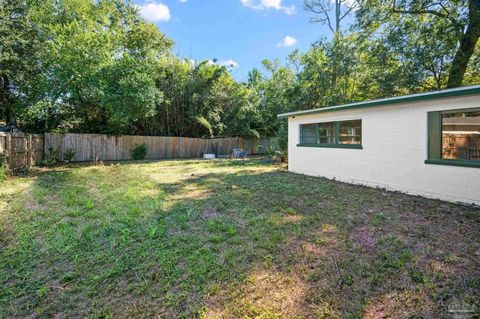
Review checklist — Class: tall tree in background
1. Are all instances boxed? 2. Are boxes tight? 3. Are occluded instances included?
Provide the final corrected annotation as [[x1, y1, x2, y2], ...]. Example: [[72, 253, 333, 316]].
[[0, 0, 44, 125], [357, 0, 480, 87], [1, 0, 174, 133], [304, 0, 357, 90], [152, 58, 259, 138], [304, 0, 357, 33]]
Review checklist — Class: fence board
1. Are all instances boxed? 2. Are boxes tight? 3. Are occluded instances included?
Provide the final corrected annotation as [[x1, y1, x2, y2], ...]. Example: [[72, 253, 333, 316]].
[[443, 134, 480, 161], [0, 134, 5, 155]]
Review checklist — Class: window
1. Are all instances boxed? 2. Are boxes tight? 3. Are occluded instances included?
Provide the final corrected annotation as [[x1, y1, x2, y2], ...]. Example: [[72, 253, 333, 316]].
[[426, 108, 480, 168], [442, 111, 480, 161], [299, 119, 362, 149], [300, 124, 317, 144], [339, 120, 362, 145]]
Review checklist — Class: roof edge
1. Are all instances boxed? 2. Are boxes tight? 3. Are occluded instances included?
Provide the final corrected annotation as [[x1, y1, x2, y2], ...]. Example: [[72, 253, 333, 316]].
[[277, 85, 480, 119]]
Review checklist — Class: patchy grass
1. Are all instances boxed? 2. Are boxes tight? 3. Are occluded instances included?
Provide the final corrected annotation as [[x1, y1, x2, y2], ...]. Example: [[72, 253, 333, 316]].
[[0, 159, 479, 318]]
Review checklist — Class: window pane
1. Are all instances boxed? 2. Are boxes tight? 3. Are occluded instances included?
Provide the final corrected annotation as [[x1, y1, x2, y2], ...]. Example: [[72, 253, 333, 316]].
[[339, 120, 362, 145], [300, 124, 317, 144], [318, 122, 336, 144], [442, 111, 480, 161]]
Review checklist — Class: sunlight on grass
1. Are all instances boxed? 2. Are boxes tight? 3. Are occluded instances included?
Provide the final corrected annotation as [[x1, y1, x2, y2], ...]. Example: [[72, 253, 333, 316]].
[[0, 177, 33, 212], [363, 290, 434, 318], [201, 268, 308, 319]]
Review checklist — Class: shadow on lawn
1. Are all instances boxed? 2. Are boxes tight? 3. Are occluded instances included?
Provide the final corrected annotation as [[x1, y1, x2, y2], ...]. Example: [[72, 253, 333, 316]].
[[1, 161, 479, 318]]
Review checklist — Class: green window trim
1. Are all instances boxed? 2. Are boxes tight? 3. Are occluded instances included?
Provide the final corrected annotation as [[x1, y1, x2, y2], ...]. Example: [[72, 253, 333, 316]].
[[335, 121, 340, 144], [425, 159, 480, 168], [427, 111, 442, 160], [299, 119, 362, 149], [426, 108, 480, 168], [297, 143, 363, 149]]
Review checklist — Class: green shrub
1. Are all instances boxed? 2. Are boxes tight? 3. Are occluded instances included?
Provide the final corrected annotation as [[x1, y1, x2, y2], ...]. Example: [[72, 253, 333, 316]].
[[257, 144, 265, 154], [130, 143, 148, 160], [46, 147, 60, 165], [0, 154, 9, 182], [64, 148, 76, 162], [257, 143, 275, 157]]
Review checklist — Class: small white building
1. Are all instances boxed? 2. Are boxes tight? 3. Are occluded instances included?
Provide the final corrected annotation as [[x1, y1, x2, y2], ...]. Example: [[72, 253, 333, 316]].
[[278, 85, 480, 205]]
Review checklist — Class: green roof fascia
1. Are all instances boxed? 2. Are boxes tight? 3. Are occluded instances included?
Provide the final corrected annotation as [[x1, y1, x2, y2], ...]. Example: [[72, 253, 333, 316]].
[[277, 85, 480, 119]]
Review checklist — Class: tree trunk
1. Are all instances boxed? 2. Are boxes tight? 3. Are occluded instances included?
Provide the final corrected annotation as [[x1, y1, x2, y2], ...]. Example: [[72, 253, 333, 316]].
[[331, 34, 340, 90], [447, 0, 480, 88], [331, 1, 341, 89]]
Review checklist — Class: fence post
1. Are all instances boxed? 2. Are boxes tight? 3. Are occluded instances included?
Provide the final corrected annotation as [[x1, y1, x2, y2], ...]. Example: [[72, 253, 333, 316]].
[[5, 134, 12, 169], [27, 134, 33, 169]]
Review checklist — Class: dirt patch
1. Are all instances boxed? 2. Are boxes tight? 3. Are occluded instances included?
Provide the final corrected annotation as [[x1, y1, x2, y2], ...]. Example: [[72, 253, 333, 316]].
[[429, 260, 457, 276], [202, 206, 219, 219], [350, 226, 376, 253], [24, 191, 59, 213]]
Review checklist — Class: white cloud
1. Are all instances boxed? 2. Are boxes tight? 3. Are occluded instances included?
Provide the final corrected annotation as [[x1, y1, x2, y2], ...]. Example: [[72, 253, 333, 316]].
[[276, 35, 297, 48], [179, 0, 187, 3], [138, 1, 171, 23], [240, 0, 296, 15], [219, 59, 239, 68], [260, 0, 281, 9], [282, 5, 296, 15]]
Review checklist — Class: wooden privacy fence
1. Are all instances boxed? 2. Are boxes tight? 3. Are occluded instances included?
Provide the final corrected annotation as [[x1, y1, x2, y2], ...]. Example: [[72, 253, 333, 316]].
[[442, 134, 480, 160], [45, 133, 279, 162], [0, 133, 44, 171], [0, 133, 279, 169]]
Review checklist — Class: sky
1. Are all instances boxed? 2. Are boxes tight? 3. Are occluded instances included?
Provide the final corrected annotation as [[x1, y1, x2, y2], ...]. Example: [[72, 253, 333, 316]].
[[135, 0, 335, 81]]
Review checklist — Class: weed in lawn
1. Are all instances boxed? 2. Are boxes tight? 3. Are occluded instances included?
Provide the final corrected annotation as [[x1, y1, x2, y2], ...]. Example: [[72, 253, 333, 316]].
[[409, 269, 428, 284], [444, 253, 459, 264], [371, 212, 387, 226]]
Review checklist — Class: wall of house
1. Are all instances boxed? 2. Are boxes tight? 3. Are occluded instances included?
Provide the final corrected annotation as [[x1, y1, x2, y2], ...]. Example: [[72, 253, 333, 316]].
[[288, 95, 480, 205]]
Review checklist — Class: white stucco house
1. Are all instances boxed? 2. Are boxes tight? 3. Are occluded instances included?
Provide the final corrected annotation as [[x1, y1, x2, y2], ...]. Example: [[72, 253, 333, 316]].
[[278, 85, 480, 205]]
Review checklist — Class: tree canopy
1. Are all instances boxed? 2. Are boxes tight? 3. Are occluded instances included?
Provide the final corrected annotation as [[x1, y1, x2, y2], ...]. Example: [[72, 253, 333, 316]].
[[1, 0, 479, 139]]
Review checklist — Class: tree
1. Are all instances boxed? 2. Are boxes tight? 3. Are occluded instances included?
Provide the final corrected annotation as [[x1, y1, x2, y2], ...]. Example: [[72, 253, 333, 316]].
[[304, 0, 358, 89], [448, 0, 480, 87], [304, 0, 357, 34], [4, 0, 173, 133], [357, 0, 480, 87], [0, 0, 45, 125]]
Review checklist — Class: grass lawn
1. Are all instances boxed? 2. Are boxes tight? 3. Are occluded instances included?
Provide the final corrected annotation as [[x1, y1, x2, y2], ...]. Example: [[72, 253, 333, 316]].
[[0, 159, 479, 318]]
